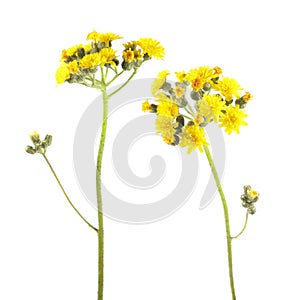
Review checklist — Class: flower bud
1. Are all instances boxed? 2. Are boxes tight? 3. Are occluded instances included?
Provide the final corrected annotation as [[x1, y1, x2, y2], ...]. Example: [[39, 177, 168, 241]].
[[25, 146, 36, 155], [191, 91, 201, 101], [203, 82, 211, 91]]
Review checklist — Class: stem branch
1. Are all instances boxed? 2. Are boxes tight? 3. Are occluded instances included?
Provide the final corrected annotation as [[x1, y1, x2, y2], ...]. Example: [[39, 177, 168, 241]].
[[42, 154, 98, 233], [231, 212, 249, 240], [107, 69, 137, 98]]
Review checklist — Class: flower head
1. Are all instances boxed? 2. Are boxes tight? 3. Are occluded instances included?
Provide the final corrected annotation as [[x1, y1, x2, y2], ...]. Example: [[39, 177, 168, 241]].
[[57, 31, 164, 86], [29, 131, 40, 142], [56, 63, 70, 84], [79, 48, 116, 69], [158, 70, 170, 79], [187, 66, 220, 92], [143, 66, 253, 153], [198, 94, 226, 123], [214, 77, 243, 101], [97, 48, 117, 67], [179, 124, 209, 153], [142, 100, 153, 112], [137, 38, 165, 59], [123, 49, 135, 63], [175, 71, 188, 82], [86, 30, 122, 45], [242, 92, 253, 103], [155, 115, 176, 144], [68, 60, 79, 74], [157, 100, 179, 118], [220, 105, 248, 134]]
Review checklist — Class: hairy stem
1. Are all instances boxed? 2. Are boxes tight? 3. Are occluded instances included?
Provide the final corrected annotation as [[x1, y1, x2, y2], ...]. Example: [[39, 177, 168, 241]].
[[96, 87, 108, 300], [203, 145, 236, 300]]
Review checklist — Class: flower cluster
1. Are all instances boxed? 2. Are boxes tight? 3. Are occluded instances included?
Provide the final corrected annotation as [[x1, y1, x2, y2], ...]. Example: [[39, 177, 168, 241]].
[[142, 67, 252, 153], [56, 31, 165, 85], [240, 185, 259, 214], [25, 131, 52, 155]]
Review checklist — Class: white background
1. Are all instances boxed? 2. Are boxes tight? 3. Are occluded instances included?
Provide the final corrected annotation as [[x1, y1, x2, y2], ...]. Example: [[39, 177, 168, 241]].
[[1, 0, 300, 299]]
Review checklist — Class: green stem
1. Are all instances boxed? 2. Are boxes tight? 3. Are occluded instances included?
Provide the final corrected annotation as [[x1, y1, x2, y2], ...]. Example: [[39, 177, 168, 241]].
[[41, 154, 98, 233], [100, 67, 105, 84], [106, 70, 125, 86], [96, 87, 108, 300], [231, 212, 249, 240], [104, 67, 109, 81], [95, 68, 137, 300], [107, 69, 137, 98], [203, 145, 236, 300]]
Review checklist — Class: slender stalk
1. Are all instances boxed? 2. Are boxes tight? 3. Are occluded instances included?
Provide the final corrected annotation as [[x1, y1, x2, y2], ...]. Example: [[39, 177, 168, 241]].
[[96, 87, 108, 300], [107, 69, 137, 98], [41, 154, 98, 233], [203, 145, 236, 300], [105, 67, 109, 81], [231, 212, 249, 240], [95, 67, 137, 300], [106, 70, 125, 86]]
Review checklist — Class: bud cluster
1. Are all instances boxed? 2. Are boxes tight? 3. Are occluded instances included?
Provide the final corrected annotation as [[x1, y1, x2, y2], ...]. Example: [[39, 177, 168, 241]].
[[25, 131, 52, 155], [241, 185, 259, 214]]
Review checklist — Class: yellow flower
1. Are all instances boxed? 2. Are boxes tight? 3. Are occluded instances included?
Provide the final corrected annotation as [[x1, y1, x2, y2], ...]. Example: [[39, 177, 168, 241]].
[[56, 63, 70, 84], [180, 125, 209, 153], [134, 49, 143, 61], [247, 189, 259, 199], [190, 78, 203, 92], [79, 48, 116, 68], [186, 66, 219, 91], [142, 100, 152, 112], [123, 41, 138, 50], [194, 113, 204, 126], [214, 66, 222, 75], [175, 71, 187, 82], [29, 131, 39, 140], [152, 78, 165, 96], [198, 94, 226, 122], [86, 30, 99, 42], [214, 77, 243, 100], [155, 115, 176, 144], [60, 49, 68, 62], [242, 92, 253, 102], [86, 30, 122, 45], [79, 53, 101, 69], [83, 43, 92, 52], [98, 47, 116, 67], [123, 49, 135, 62], [220, 105, 248, 134], [158, 70, 169, 79], [60, 44, 91, 62], [157, 100, 178, 117], [151, 70, 169, 96], [98, 32, 122, 46], [68, 60, 79, 74], [137, 38, 165, 59]]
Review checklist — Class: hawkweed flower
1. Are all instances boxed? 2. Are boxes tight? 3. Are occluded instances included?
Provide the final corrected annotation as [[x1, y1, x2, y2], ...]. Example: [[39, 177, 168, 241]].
[[56, 31, 165, 86], [29, 31, 164, 300], [143, 66, 252, 149], [143, 66, 259, 300]]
